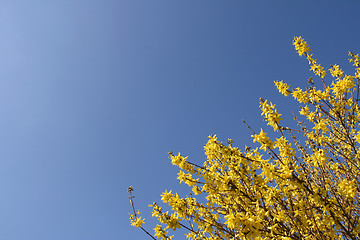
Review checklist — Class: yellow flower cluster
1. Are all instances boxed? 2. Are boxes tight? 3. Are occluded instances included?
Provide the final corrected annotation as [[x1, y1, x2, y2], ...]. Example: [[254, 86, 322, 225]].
[[331, 75, 355, 98], [293, 36, 326, 79], [349, 51, 360, 79], [259, 100, 283, 131], [292, 87, 310, 103], [274, 81, 291, 96], [130, 37, 360, 240], [293, 36, 311, 57], [329, 64, 344, 78], [338, 179, 357, 199], [252, 128, 274, 150], [129, 211, 145, 228]]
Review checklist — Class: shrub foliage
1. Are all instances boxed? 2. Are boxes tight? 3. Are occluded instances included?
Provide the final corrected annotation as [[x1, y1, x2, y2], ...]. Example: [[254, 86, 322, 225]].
[[129, 37, 360, 240]]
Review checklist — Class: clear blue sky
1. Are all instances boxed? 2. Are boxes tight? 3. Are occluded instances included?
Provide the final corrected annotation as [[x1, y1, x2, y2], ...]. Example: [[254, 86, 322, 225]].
[[1, 1, 360, 239]]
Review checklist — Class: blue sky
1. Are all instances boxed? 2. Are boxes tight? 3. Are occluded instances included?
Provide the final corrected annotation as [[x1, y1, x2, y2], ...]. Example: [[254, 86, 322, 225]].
[[1, 1, 360, 239]]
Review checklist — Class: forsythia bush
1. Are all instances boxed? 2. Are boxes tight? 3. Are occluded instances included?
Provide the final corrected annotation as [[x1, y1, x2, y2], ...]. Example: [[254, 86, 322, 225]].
[[129, 37, 360, 240]]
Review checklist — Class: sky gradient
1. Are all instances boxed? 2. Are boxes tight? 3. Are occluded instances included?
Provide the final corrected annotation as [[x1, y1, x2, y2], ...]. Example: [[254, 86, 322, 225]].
[[1, 1, 360, 239]]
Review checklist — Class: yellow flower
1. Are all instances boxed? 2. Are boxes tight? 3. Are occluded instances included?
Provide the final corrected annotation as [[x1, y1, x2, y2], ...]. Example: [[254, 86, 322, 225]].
[[274, 80, 291, 96], [252, 128, 274, 150], [310, 63, 326, 78], [292, 88, 310, 103], [331, 75, 355, 96], [329, 64, 344, 78], [224, 213, 241, 230], [293, 36, 311, 56], [170, 153, 183, 166], [161, 190, 173, 203], [313, 119, 329, 133], [131, 216, 145, 228], [355, 132, 360, 143], [166, 214, 181, 231], [338, 179, 356, 199], [192, 186, 202, 195], [252, 128, 268, 144], [260, 100, 283, 131], [299, 105, 310, 116], [154, 225, 168, 239]]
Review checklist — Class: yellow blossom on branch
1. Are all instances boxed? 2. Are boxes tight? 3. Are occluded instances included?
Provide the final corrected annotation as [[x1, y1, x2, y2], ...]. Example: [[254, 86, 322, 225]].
[[129, 36, 360, 240], [293, 36, 311, 56], [274, 80, 291, 96]]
